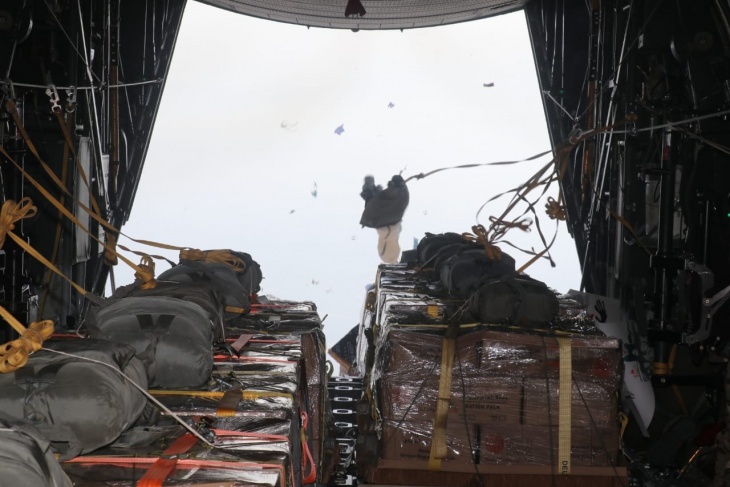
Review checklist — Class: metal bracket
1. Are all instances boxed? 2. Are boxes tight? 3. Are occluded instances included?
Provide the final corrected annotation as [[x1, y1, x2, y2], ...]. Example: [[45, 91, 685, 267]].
[[65, 86, 77, 113], [684, 261, 730, 345], [1, 79, 15, 99], [45, 84, 61, 112]]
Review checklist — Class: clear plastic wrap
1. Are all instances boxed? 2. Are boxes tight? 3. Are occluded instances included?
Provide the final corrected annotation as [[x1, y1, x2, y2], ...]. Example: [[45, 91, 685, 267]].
[[154, 393, 294, 419], [369, 327, 622, 469], [62, 462, 283, 486]]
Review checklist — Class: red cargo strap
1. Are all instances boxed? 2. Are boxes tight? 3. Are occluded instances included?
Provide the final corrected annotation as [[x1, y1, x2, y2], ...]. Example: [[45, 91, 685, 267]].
[[137, 433, 198, 487], [230, 333, 254, 353], [300, 411, 317, 484]]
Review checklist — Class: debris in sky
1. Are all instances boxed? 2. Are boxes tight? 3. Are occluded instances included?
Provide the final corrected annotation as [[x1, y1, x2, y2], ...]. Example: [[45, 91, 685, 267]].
[[388, 102, 395, 108], [311, 182, 318, 198], [289, 209, 295, 214], [334, 124, 345, 135], [483, 82, 495, 87], [280, 120, 298, 131], [345, 0, 366, 17], [311, 279, 319, 286]]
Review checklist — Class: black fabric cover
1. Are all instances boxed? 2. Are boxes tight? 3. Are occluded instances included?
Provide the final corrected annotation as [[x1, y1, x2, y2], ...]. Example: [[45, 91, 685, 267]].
[[360, 175, 409, 228], [415, 232, 466, 265], [468, 274, 559, 326], [229, 250, 263, 297], [86, 296, 214, 388], [0, 339, 147, 460], [158, 260, 254, 319], [112, 280, 225, 341], [0, 417, 73, 487], [438, 246, 516, 298]]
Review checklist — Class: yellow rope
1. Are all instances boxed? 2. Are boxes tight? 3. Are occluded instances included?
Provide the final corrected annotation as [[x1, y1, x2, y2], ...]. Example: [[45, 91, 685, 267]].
[[134, 255, 157, 290], [0, 198, 104, 302], [179, 249, 247, 272], [0, 148, 156, 290], [462, 224, 503, 261], [545, 196, 567, 221]]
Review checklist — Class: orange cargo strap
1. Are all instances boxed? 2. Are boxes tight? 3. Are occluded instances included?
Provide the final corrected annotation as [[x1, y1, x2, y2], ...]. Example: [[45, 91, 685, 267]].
[[137, 433, 198, 487], [428, 335, 455, 471], [299, 411, 317, 484]]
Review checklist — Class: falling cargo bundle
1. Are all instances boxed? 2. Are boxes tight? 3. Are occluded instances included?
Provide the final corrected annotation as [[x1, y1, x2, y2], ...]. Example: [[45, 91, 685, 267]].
[[353, 233, 628, 487], [0, 250, 340, 487]]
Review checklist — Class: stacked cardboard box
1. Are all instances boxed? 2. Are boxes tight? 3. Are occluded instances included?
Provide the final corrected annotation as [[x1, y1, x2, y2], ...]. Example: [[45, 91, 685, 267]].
[[358, 263, 626, 486], [58, 296, 338, 487]]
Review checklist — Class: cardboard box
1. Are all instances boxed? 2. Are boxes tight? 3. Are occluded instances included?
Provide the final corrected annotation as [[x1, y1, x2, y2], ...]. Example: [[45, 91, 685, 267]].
[[378, 376, 525, 425], [380, 420, 619, 468]]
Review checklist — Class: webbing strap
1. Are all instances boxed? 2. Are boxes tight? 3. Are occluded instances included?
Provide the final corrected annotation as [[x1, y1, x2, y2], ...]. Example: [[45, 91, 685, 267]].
[[428, 336, 455, 471], [0, 306, 54, 373], [149, 389, 294, 401], [138, 433, 198, 487], [557, 337, 572, 475], [231, 334, 254, 353], [0, 147, 156, 289], [216, 389, 242, 417], [225, 305, 248, 315], [300, 411, 317, 484], [64, 456, 286, 482], [0, 198, 103, 305], [212, 429, 289, 444]]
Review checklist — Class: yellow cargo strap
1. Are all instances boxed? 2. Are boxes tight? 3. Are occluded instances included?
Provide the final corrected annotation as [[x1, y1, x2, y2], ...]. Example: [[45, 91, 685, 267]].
[[225, 306, 248, 315], [0, 198, 103, 304], [428, 336, 455, 471], [4, 101, 196, 275], [0, 147, 157, 290], [0, 305, 54, 373], [179, 249, 247, 272], [6, 99, 104, 215], [149, 390, 294, 401], [426, 305, 440, 318], [557, 337, 572, 475]]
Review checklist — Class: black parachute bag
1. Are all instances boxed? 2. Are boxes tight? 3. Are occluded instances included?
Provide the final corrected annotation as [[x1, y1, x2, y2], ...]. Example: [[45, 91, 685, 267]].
[[229, 249, 263, 297], [86, 296, 215, 388], [0, 339, 147, 460], [0, 417, 73, 487], [112, 280, 225, 342], [158, 258, 255, 320], [467, 273, 559, 326], [438, 246, 516, 298], [415, 232, 466, 266]]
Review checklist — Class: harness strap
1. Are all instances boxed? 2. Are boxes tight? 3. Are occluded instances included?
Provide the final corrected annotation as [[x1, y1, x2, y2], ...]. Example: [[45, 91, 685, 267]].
[[428, 335, 455, 471], [137, 433, 198, 487], [216, 389, 242, 417], [300, 411, 317, 484], [0, 306, 54, 373]]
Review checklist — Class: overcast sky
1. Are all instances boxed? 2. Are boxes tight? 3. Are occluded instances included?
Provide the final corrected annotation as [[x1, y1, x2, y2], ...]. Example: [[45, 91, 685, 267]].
[[114, 2, 582, 349]]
